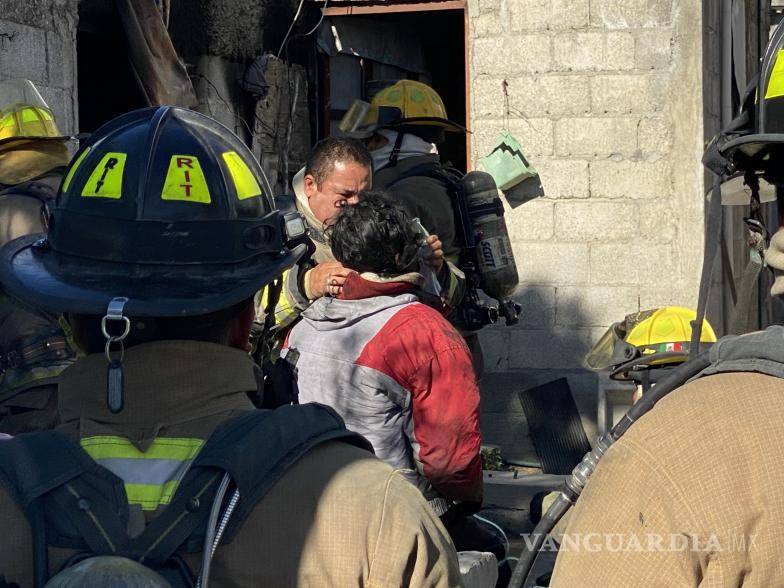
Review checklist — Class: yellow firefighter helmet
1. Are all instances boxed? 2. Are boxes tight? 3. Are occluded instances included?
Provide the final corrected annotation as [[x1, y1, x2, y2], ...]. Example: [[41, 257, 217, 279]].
[[339, 79, 467, 138], [0, 79, 67, 147], [585, 306, 717, 378]]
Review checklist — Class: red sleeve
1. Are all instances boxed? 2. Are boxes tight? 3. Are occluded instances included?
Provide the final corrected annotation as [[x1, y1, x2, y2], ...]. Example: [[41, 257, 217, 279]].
[[358, 304, 483, 504], [409, 343, 483, 504]]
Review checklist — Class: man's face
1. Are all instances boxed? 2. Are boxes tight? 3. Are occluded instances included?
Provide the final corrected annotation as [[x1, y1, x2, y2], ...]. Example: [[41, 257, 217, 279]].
[[303, 160, 371, 224]]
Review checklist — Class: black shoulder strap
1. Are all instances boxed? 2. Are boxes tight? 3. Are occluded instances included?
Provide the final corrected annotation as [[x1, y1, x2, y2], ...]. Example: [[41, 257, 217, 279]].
[[194, 403, 372, 541], [0, 431, 103, 511], [0, 405, 372, 579], [387, 161, 463, 190]]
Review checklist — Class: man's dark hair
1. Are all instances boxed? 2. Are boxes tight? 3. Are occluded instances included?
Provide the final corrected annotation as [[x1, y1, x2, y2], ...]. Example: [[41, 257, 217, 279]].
[[305, 137, 372, 186], [328, 191, 421, 275], [68, 297, 253, 354]]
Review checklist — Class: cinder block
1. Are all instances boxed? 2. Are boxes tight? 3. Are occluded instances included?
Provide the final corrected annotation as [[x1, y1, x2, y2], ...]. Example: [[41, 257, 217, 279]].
[[553, 32, 634, 72], [37, 85, 74, 134], [635, 29, 673, 69], [514, 242, 590, 284], [605, 32, 637, 70], [512, 285, 557, 328], [46, 28, 76, 89], [507, 198, 554, 241], [637, 200, 678, 242], [473, 35, 552, 76], [508, 328, 594, 369], [590, 0, 673, 29], [478, 329, 510, 372], [478, 0, 501, 11], [639, 284, 695, 310], [538, 158, 590, 199], [0, 20, 47, 83], [472, 76, 506, 118], [589, 159, 672, 199], [473, 118, 554, 159], [554, 200, 640, 241], [555, 117, 639, 157], [509, 0, 590, 31], [589, 242, 675, 285], [591, 74, 669, 114], [0, 2, 59, 29], [507, 74, 591, 117], [556, 285, 640, 327], [638, 115, 672, 156], [471, 11, 502, 37]]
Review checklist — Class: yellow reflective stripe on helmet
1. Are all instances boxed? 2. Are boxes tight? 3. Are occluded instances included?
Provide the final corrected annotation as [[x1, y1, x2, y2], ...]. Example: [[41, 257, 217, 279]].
[[81, 152, 127, 199], [0, 112, 15, 140], [766, 50, 784, 99], [20, 107, 40, 123], [222, 151, 262, 200], [81, 436, 204, 511], [62, 147, 91, 193], [162, 155, 211, 204]]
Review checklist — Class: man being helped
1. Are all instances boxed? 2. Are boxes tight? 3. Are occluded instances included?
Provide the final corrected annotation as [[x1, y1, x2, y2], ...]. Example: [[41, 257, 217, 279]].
[[0, 79, 75, 433], [284, 193, 505, 564], [340, 80, 481, 372], [266, 136, 460, 337], [0, 107, 462, 586], [549, 230, 784, 586]]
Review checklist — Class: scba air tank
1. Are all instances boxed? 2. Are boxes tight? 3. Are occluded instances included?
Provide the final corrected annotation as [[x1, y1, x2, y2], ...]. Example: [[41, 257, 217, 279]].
[[461, 171, 519, 300]]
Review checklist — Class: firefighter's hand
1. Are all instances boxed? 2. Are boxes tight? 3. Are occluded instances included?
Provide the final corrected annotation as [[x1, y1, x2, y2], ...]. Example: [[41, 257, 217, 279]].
[[306, 261, 352, 299], [424, 234, 445, 273]]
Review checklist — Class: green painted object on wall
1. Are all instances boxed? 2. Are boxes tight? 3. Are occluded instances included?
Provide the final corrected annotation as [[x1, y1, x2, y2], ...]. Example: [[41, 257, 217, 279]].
[[479, 130, 537, 191]]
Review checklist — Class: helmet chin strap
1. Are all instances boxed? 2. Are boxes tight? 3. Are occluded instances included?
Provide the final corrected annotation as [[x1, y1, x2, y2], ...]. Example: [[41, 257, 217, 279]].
[[387, 131, 405, 168]]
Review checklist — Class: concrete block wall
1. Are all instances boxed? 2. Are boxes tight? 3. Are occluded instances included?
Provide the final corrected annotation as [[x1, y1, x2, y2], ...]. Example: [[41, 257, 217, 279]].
[[0, 1, 79, 134], [468, 0, 706, 453]]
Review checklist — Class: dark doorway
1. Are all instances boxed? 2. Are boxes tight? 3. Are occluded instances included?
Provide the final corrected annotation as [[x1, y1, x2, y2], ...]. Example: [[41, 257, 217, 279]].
[[77, 2, 147, 133], [314, 6, 468, 171]]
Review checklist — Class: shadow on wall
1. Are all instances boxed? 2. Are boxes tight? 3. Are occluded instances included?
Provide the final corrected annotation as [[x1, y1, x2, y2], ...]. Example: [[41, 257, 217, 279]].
[[476, 285, 601, 464], [502, 175, 545, 209]]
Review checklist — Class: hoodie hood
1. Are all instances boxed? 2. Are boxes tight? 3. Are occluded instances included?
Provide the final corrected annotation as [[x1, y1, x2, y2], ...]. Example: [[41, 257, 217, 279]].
[[292, 166, 333, 263], [302, 292, 419, 331], [370, 129, 438, 173], [301, 273, 423, 331]]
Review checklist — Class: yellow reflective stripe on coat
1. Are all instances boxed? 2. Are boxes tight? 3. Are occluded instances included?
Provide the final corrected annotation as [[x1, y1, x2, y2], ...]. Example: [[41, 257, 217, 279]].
[[258, 268, 300, 328], [81, 436, 204, 510]]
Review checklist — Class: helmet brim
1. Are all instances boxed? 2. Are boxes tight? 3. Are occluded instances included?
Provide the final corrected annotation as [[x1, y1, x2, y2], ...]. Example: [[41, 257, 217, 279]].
[[392, 117, 469, 134], [0, 234, 304, 317], [0, 135, 72, 150], [718, 133, 784, 172]]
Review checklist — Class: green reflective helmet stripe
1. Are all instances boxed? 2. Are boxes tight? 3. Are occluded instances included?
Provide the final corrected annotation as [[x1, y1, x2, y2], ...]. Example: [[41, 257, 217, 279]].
[[81, 436, 204, 511]]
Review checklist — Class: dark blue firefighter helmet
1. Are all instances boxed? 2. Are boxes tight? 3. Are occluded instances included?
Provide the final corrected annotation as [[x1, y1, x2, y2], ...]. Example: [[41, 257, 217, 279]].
[[0, 106, 305, 317]]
